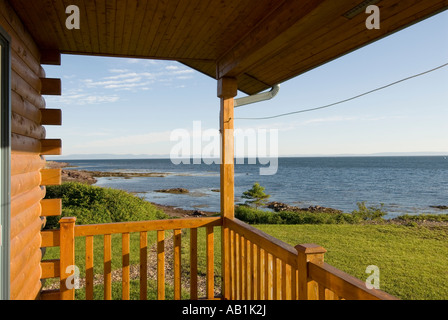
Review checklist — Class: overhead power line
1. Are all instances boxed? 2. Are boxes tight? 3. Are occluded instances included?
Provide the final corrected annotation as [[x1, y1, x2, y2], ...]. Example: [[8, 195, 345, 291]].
[[234, 62, 448, 121]]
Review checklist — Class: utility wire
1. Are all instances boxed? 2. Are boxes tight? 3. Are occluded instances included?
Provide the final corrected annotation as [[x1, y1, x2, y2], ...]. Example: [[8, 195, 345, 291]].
[[234, 62, 448, 121]]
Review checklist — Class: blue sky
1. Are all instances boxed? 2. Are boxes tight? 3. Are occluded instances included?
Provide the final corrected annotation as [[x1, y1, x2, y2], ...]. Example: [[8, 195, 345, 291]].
[[45, 10, 448, 158]]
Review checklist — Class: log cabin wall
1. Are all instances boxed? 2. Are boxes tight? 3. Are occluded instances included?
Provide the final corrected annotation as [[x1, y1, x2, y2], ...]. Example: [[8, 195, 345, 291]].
[[0, 0, 62, 300]]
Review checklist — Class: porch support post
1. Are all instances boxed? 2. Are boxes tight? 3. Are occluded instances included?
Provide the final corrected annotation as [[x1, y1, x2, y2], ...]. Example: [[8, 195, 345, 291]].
[[218, 77, 237, 299]]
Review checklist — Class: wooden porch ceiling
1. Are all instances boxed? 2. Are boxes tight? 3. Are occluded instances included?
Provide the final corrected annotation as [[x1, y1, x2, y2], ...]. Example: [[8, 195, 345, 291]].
[[8, 0, 448, 95]]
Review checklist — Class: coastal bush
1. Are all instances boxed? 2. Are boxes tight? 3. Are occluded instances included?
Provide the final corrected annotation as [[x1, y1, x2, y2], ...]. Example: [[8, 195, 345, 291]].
[[44, 182, 167, 229], [395, 213, 448, 223], [351, 201, 387, 221], [235, 205, 359, 225], [235, 202, 389, 225]]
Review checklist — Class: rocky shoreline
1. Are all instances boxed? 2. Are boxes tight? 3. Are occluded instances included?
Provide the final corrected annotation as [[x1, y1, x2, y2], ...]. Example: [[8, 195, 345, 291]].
[[46, 161, 168, 185]]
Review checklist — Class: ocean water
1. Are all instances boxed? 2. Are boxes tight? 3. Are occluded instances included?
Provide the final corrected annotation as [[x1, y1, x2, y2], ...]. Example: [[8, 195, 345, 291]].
[[62, 156, 448, 218]]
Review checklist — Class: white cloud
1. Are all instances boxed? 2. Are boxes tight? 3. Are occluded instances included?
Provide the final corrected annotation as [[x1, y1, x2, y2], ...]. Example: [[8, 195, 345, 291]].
[[75, 130, 172, 148], [46, 93, 120, 105]]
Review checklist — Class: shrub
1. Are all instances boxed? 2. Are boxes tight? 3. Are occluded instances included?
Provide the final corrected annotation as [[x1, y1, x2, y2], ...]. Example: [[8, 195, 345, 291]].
[[235, 206, 360, 225], [235, 202, 391, 225], [351, 202, 387, 221], [44, 182, 168, 229], [242, 183, 270, 209]]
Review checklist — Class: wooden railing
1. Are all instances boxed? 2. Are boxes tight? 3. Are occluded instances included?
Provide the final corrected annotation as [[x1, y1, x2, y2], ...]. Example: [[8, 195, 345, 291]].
[[41, 216, 397, 300], [223, 218, 398, 300], [41, 216, 221, 300]]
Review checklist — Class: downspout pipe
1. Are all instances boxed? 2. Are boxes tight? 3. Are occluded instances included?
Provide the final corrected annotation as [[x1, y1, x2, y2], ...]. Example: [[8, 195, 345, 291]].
[[234, 84, 280, 108]]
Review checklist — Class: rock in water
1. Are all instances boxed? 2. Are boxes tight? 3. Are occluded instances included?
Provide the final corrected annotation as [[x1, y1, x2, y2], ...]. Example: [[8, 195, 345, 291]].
[[155, 188, 189, 194]]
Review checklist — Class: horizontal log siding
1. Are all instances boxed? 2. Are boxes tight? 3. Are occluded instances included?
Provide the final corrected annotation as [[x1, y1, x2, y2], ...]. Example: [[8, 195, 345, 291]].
[[1, 0, 47, 300]]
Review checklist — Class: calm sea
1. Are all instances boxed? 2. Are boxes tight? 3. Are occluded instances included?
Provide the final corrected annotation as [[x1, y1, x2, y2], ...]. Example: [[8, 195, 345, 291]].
[[61, 156, 448, 218]]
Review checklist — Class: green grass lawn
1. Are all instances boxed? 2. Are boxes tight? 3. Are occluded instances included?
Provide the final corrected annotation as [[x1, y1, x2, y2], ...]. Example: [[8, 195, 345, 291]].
[[256, 224, 448, 300]]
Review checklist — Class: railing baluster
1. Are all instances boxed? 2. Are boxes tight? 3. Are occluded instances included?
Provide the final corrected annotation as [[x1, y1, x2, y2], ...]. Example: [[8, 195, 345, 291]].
[[139, 231, 148, 300], [229, 229, 235, 300], [206, 226, 214, 300], [122, 233, 130, 300], [257, 246, 263, 300], [251, 242, 257, 300], [104, 234, 112, 300], [265, 252, 271, 299], [273, 256, 278, 300], [318, 284, 326, 300], [235, 233, 241, 300], [285, 263, 292, 300], [240, 235, 246, 300], [293, 268, 298, 300], [246, 239, 251, 300], [174, 229, 182, 300], [190, 228, 198, 300], [85, 235, 94, 300], [157, 230, 165, 300]]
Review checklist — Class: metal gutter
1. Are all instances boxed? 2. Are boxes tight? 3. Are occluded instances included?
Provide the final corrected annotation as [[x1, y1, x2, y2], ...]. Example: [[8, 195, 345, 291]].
[[234, 84, 280, 108]]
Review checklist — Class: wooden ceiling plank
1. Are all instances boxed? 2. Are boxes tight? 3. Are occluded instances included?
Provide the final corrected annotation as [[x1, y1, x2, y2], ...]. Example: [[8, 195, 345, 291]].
[[59, 0, 87, 52], [225, 0, 363, 84], [217, 0, 326, 79], [154, 0, 190, 58], [105, 0, 117, 54], [182, 1, 245, 60], [65, 0, 92, 53], [169, 0, 213, 59], [147, 0, 181, 57], [113, 0, 127, 54], [257, 0, 448, 86], [182, 0, 240, 60], [141, 0, 169, 56], [121, 0, 138, 55], [208, 0, 283, 57], [95, 0, 107, 54], [126, 0, 152, 55], [164, 0, 202, 58], [83, 0, 100, 53], [265, 7, 448, 86], [128, 0, 153, 57]]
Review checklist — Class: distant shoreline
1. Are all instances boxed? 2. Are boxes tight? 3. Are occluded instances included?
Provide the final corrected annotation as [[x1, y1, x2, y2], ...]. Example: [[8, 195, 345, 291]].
[[46, 153, 448, 161]]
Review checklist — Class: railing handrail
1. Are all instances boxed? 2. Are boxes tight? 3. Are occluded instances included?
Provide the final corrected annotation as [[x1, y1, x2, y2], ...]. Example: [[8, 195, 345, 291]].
[[74, 216, 222, 237], [308, 261, 399, 300], [224, 218, 298, 268]]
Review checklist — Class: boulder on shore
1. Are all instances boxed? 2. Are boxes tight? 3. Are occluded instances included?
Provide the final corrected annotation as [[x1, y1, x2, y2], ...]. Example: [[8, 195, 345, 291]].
[[430, 205, 448, 210], [266, 201, 342, 214], [155, 188, 189, 194]]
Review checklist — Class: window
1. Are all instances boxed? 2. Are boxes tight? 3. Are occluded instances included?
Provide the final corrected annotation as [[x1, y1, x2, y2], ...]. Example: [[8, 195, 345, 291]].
[[0, 26, 11, 300]]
